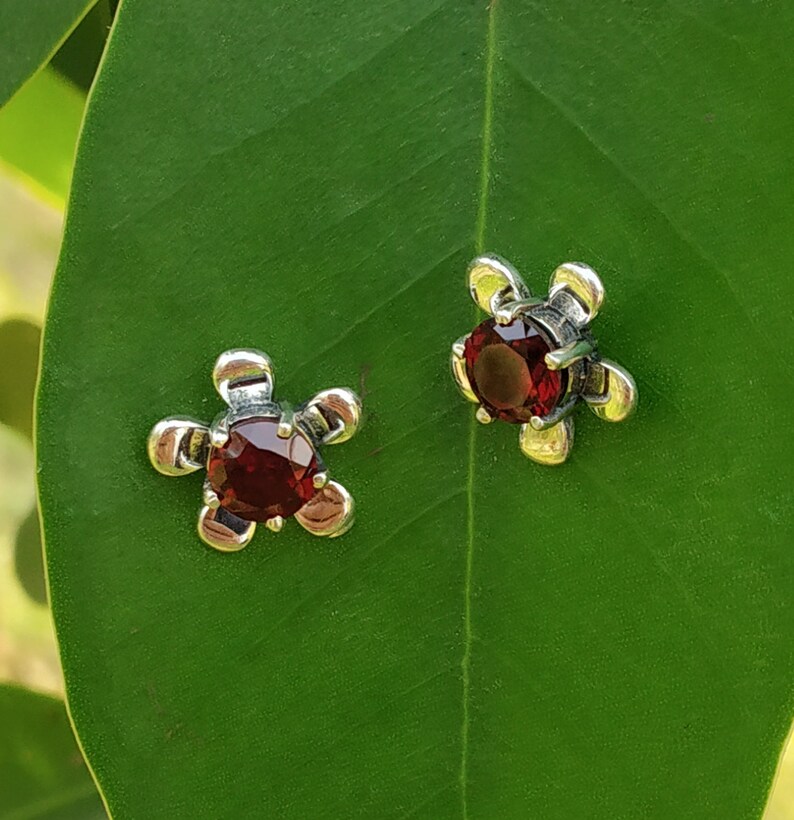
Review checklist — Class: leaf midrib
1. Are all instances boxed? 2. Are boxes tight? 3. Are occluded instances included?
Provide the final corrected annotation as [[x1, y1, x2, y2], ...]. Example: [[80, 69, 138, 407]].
[[460, 2, 498, 817]]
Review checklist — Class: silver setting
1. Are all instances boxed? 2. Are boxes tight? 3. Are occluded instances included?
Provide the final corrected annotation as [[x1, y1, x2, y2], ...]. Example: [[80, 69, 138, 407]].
[[147, 418, 209, 476], [213, 348, 274, 407], [519, 417, 574, 466], [198, 505, 256, 552], [295, 480, 355, 538], [148, 348, 363, 550], [202, 478, 220, 510], [209, 412, 230, 448], [450, 337, 477, 403], [475, 406, 493, 425], [265, 516, 284, 533], [451, 255, 637, 465], [583, 359, 637, 422], [494, 300, 528, 326], [295, 387, 362, 446], [529, 395, 578, 431], [545, 339, 594, 371], [548, 262, 605, 326], [468, 255, 532, 315], [276, 408, 295, 439]]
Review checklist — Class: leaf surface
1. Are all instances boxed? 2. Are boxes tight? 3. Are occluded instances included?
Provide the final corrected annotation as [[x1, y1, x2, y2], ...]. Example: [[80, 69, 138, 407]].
[[38, 1, 794, 817], [51, 1, 114, 93], [15, 508, 46, 605], [0, 0, 95, 108], [0, 684, 104, 819], [0, 68, 85, 205], [0, 319, 40, 439]]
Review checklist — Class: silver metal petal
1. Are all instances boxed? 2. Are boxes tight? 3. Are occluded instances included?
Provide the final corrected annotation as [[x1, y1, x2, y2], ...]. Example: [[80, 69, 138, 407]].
[[548, 262, 605, 326], [451, 337, 477, 403], [212, 348, 274, 406], [584, 360, 637, 422], [295, 480, 355, 537], [468, 255, 531, 316], [519, 417, 574, 466], [296, 388, 362, 445], [197, 505, 256, 552], [147, 417, 210, 476]]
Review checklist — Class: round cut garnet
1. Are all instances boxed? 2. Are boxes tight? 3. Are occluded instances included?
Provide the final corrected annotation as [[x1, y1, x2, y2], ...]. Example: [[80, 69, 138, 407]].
[[463, 317, 566, 423], [207, 417, 319, 522]]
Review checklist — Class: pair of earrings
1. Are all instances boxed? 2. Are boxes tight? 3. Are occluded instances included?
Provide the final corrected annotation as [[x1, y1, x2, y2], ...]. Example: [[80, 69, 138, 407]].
[[148, 255, 636, 550]]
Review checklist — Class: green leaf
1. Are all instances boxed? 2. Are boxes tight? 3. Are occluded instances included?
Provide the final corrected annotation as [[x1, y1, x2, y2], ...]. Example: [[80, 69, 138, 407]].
[[15, 508, 47, 605], [0, 68, 85, 205], [0, 319, 40, 439], [0, 684, 104, 819], [38, 1, 794, 817], [0, 0, 96, 108], [51, 1, 114, 93]]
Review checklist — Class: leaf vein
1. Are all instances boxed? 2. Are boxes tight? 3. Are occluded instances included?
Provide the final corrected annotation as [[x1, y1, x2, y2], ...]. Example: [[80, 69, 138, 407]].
[[461, 2, 498, 817]]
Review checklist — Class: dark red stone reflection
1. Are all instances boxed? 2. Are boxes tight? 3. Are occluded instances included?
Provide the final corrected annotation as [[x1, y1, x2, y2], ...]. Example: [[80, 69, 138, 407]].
[[463, 317, 565, 423], [207, 418, 318, 521]]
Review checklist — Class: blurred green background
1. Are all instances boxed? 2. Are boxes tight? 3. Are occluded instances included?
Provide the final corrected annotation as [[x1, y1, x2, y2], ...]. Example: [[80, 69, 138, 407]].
[[0, 5, 792, 818]]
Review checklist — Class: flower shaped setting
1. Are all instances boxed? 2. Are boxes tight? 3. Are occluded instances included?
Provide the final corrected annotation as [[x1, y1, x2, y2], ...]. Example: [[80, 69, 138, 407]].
[[451, 256, 637, 465], [148, 349, 362, 550]]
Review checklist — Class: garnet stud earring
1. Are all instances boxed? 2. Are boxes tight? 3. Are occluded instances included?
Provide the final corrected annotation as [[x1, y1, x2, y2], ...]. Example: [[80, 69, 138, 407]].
[[147, 349, 362, 551], [451, 255, 637, 465]]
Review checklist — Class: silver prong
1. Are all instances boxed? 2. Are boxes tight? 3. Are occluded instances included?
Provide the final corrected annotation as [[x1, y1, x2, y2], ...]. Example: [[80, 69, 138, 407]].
[[295, 481, 355, 538], [519, 417, 574, 466], [209, 413, 229, 448], [494, 298, 544, 326], [265, 516, 284, 533], [583, 360, 637, 422], [530, 396, 578, 431], [198, 505, 255, 552], [313, 471, 329, 489], [494, 301, 522, 326], [295, 388, 362, 445], [548, 262, 605, 327], [476, 406, 493, 425], [213, 348, 274, 407], [451, 336, 477, 403], [202, 479, 220, 510], [277, 410, 294, 439], [545, 339, 594, 371], [468, 255, 531, 315], [147, 417, 210, 476]]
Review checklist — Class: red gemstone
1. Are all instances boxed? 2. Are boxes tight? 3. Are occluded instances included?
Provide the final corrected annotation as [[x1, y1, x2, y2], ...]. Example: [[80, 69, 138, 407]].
[[207, 418, 319, 521], [463, 317, 566, 423]]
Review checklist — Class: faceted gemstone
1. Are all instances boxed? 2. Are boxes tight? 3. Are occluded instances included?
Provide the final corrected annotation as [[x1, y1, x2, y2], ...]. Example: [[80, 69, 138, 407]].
[[463, 317, 566, 423], [207, 417, 319, 522]]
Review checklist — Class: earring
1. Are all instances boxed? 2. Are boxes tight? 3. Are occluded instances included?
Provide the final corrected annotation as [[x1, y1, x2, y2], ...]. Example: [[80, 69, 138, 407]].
[[450, 255, 637, 465], [147, 349, 362, 551]]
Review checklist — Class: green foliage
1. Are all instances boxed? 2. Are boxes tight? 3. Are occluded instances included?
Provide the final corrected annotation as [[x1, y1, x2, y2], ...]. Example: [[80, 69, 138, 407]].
[[50, 1, 113, 93], [0, 684, 103, 819], [0, 319, 40, 439], [37, 1, 794, 817], [15, 508, 46, 605], [0, 0, 96, 108], [0, 68, 85, 205]]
